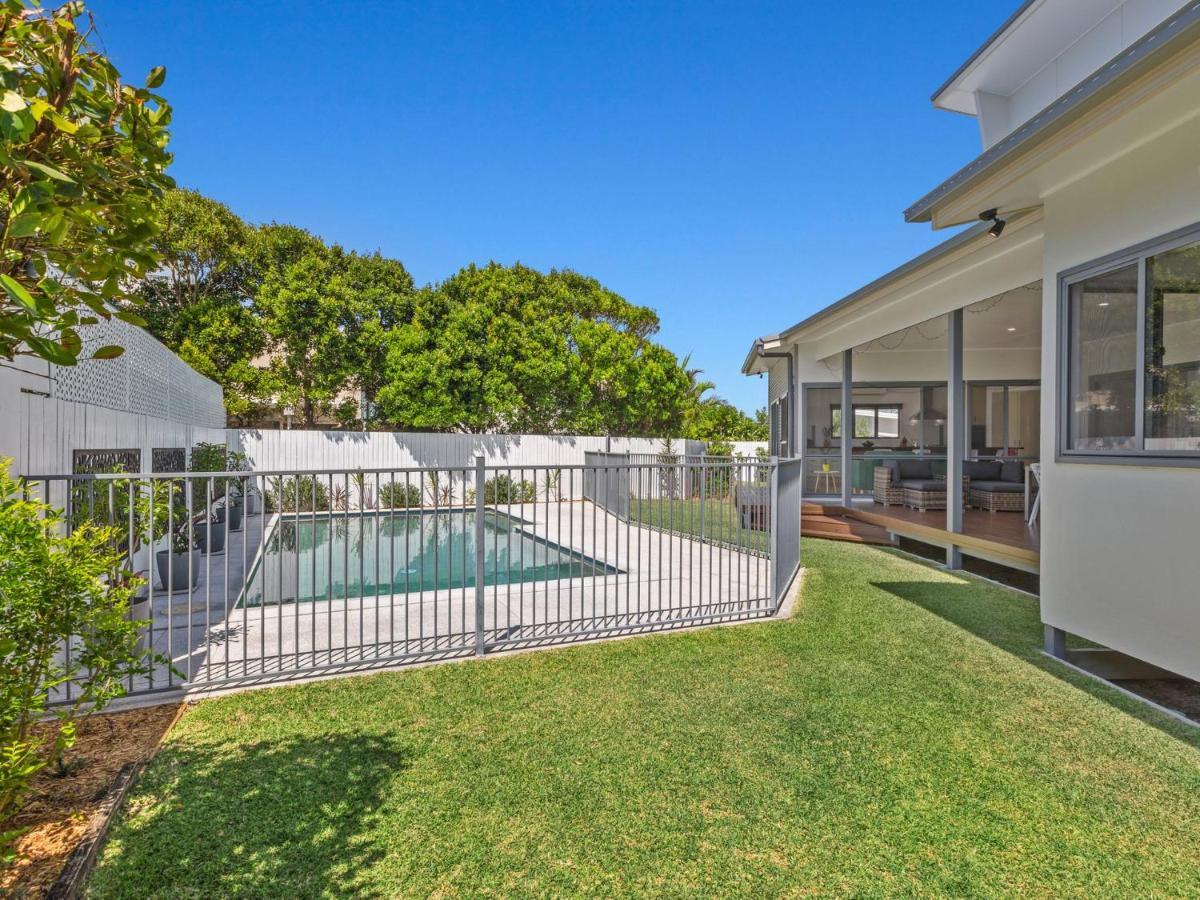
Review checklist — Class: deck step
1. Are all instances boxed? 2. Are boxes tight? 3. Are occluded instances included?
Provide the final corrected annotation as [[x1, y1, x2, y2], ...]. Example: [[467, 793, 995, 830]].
[[800, 508, 894, 546]]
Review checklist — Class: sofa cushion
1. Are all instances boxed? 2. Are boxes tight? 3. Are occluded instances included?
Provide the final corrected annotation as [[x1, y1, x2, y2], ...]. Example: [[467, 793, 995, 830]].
[[964, 460, 1001, 481], [878, 461, 902, 484], [1000, 460, 1024, 483], [970, 479, 1023, 493], [900, 478, 946, 491], [897, 459, 934, 480]]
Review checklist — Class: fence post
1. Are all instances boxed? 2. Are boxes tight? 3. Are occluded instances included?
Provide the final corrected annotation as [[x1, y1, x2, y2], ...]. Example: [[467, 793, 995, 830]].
[[769, 456, 780, 606], [474, 455, 486, 656]]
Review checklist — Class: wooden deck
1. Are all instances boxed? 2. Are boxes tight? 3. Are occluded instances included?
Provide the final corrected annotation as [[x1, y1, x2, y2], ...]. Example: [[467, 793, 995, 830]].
[[823, 501, 1041, 573]]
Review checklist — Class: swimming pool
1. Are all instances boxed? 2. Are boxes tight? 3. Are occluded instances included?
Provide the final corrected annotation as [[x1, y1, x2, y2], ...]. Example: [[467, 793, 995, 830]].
[[241, 510, 614, 606]]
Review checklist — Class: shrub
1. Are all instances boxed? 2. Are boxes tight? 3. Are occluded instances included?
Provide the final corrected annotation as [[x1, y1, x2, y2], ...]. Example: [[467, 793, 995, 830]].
[[189, 442, 249, 508], [0, 459, 168, 861], [265, 475, 330, 513], [379, 480, 422, 508], [482, 475, 537, 504], [70, 473, 194, 561]]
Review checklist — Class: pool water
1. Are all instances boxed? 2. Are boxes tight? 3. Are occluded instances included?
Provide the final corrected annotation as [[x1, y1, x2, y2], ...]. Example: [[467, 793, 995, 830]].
[[242, 510, 612, 606]]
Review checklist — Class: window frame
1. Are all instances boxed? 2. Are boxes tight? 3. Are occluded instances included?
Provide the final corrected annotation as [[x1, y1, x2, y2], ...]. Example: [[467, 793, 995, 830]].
[[1057, 220, 1200, 466]]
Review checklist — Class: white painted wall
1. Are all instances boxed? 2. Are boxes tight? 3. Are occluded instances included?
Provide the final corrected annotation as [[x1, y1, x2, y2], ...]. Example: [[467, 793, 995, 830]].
[[998, 0, 1187, 148], [1039, 100, 1200, 681], [0, 319, 225, 478], [940, 0, 1190, 149]]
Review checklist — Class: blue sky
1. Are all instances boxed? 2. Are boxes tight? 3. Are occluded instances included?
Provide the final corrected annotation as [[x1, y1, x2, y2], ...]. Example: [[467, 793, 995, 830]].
[[91, 1, 1011, 414]]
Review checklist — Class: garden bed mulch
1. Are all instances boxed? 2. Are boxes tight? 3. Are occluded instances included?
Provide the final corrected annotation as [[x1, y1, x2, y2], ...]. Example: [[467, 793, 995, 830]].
[[0, 703, 184, 898]]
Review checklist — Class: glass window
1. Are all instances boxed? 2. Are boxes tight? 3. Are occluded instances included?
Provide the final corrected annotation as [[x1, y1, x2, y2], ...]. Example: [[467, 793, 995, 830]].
[[831, 404, 902, 439], [876, 406, 900, 438], [1145, 242, 1200, 451], [1067, 264, 1138, 451], [806, 388, 840, 449], [853, 408, 874, 439]]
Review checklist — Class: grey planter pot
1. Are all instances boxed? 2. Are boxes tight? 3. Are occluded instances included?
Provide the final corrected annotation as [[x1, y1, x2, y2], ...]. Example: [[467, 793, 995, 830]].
[[195, 519, 226, 555], [156, 548, 200, 592], [219, 499, 244, 532], [225, 496, 242, 532]]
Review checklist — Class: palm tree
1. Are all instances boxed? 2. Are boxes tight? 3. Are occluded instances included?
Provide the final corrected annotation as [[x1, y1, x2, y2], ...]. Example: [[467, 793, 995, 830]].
[[679, 353, 716, 407]]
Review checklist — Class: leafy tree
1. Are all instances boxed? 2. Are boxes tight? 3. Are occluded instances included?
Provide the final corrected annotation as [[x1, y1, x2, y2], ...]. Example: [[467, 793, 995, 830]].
[[334, 251, 415, 428], [136, 190, 271, 421], [137, 188, 248, 331], [254, 246, 352, 427], [377, 262, 691, 435], [754, 406, 769, 436], [0, 1, 173, 365], [684, 397, 768, 442]]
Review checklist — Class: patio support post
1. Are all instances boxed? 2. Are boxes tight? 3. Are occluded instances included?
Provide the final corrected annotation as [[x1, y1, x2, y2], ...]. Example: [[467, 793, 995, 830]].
[[1043, 624, 1067, 658], [841, 348, 853, 509], [946, 307, 964, 569], [474, 455, 486, 655]]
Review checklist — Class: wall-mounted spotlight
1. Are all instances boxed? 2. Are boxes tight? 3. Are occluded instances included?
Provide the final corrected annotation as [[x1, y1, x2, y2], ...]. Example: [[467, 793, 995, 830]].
[[979, 207, 1006, 238]]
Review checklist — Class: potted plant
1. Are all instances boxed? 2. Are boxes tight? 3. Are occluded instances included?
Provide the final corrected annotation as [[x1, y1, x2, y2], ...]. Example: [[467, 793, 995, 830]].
[[821, 426, 833, 450], [194, 508, 225, 555], [155, 511, 200, 593]]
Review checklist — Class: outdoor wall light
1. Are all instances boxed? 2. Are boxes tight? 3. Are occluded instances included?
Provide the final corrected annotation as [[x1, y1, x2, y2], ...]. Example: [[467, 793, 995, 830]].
[[979, 208, 1006, 238]]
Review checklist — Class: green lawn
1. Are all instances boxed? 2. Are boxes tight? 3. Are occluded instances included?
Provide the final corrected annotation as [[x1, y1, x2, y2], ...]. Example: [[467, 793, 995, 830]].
[[90, 540, 1200, 897], [628, 495, 768, 552]]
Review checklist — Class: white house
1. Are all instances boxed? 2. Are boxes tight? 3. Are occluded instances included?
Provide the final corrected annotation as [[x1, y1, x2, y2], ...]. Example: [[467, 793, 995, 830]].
[[745, 0, 1200, 681]]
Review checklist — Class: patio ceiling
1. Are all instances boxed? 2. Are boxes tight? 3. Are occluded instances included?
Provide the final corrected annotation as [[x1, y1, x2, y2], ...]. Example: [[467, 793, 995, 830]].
[[853, 283, 1043, 353], [788, 211, 1044, 364]]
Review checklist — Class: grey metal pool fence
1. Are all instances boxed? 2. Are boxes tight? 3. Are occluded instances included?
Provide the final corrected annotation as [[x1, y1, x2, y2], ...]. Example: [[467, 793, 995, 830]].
[[27, 456, 799, 700]]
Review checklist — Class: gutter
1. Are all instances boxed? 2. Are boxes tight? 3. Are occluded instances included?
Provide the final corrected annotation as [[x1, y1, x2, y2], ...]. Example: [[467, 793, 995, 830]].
[[906, 0, 1200, 225], [753, 338, 795, 456]]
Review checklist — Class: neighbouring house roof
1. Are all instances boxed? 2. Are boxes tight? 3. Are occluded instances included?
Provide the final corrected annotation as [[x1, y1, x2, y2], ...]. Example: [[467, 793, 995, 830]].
[[905, 0, 1200, 224]]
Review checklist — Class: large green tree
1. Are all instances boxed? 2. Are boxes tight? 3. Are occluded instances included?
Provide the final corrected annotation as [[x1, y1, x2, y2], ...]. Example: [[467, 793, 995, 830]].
[[683, 397, 768, 442], [0, 0, 173, 365], [376, 262, 691, 435], [137, 189, 268, 421]]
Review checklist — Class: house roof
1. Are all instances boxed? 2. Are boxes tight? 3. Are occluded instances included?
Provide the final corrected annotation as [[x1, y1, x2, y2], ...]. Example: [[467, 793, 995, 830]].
[[930, 0, 1039, 108], [906, 0, 1200, 224]]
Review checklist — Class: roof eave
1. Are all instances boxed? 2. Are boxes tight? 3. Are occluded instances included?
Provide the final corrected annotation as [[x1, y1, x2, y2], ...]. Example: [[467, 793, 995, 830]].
[[740, 335, 781, 375], [930, 0, 1040, 107], [908, 0, 1200, 225], [771, 220, 995, 344]]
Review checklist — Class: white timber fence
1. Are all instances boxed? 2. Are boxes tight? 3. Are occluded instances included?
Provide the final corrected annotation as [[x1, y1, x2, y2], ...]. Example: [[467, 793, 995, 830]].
[[230, 430, 707, 507]]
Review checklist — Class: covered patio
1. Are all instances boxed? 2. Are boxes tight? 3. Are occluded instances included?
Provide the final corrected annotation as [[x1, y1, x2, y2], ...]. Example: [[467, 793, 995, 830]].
[[804, 281, 1042, 572], [750, 211, 1047, 574]]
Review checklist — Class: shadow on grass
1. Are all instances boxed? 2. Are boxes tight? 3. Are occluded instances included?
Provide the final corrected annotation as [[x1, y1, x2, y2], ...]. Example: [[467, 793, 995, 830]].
[[872, 575, 1200, 750], [89, 731, 408, 898]]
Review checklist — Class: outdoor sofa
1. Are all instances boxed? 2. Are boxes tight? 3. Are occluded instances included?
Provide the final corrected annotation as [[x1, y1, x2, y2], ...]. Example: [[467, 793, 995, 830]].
[[964, 459, 1026, 512], [872, 459, 950, 512]]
